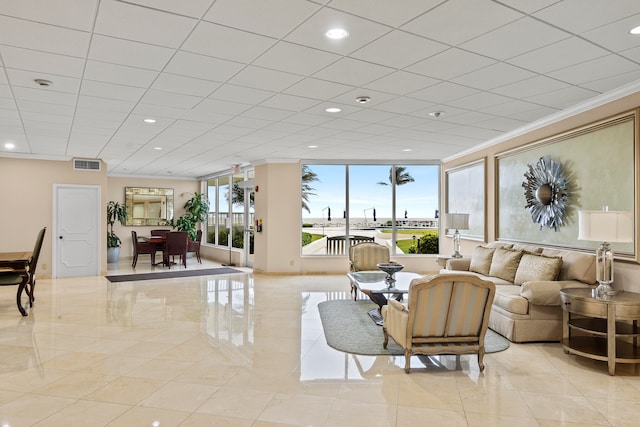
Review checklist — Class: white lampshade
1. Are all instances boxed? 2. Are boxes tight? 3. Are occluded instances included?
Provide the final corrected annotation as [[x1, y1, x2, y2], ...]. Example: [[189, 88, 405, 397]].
[[445, 213, 469, 230], [578, 210, 633, 243]]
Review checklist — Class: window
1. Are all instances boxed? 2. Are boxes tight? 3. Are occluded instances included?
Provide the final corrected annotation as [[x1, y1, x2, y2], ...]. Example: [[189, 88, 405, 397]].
[[301, 163, 439, 256]]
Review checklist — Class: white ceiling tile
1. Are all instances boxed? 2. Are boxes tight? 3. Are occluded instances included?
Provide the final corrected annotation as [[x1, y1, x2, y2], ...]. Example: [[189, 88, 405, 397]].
[[548, 55, 639, 85], [401, 0, 522, 46], [183, 21, 276, 64], [372, 97, 433, 114], [190, 99, 251, 116], [88, 35, 175, 71], [13, 87, 77, 106], [260, 93, 321, 112], [226, 116, 272, 130], [284, 77, 353, 99], [15, 100, 75, 117], [330, 88, 396, 108], [475, 116, 527, 132], [509, 106, 560, 122], [284, 7, 391, 55], [0, 0, 98, 31], [406, 48, 495, 80], [533, 0, 640, 34], [620, 46, 640, 63], [579, 70, 640, 93], [151, 74, 221, 97], [0, 46, 85, 79], [525, 86, 599, 109], [165, 51, 244, 83], [496, 0, 559, 14], [446, 91, 513, 110], [253, 41, 340, 76], [282, 112, 333, 126], [312, 57, 394, 86], [460, 17, 570, 60], [0, 15, 91, 57], [77, 95, 137, 113], [482, 100, 551, 117], [80, 80, 145, 102], [123, 0, 215, 18], [140, 89, 203, 109], [209, 85, 276, 105], [84, 60, 159, 88], [240, 106, 294, 122], [364, 71, 440, 96], [492, 76, 570, 98], [582, 13, 640, 52], [408, 82, 479, 104], [205, 0, 320, 39], [94, 0, 197, 48], [351, 30, 447, 69], [229, 66, 304, 92], [507, 37, 610, 74], [328, 0, 444, 27], [6, 69, 80, 94], [452, 62, 535, 90]]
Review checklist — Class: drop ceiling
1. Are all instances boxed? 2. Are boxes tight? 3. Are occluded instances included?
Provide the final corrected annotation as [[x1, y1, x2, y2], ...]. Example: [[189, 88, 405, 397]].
[[1, 0, 640, 178]]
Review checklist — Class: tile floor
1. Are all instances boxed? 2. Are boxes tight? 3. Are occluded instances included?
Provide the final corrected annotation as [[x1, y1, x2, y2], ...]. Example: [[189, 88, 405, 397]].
[[0, 258, 639, 426]]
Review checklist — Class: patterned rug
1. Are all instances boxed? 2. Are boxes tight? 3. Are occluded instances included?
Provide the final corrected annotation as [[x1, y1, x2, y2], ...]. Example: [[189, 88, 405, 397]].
[[318, 299, 510, 356]]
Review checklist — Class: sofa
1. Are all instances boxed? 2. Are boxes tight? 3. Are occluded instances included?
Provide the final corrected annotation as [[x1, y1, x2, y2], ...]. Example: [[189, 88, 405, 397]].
[[439, 242, 597, 342]]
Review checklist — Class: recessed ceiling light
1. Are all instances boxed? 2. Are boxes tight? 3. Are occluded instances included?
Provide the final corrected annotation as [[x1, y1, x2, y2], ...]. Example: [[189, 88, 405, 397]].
[[153, 147, 163, 150], [143, 118, 156, 123], [4, 142, 15, 149], [356, 96, 370, 104], [308, 145, 318, 148], [325, 107, 341, 113], [631, 25, 640, 34], [403, 148, 412, 152], [428, 111, 445, 118], [326, 28, 349, 39]]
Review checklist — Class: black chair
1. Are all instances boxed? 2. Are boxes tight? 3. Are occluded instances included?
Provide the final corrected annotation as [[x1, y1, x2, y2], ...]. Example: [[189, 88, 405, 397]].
[[131, 230, 157, 268], [187, 229, 203, 263], [151, 229, 169, 237], [165, 231, 188, 268], [0, 227, 46, 316]]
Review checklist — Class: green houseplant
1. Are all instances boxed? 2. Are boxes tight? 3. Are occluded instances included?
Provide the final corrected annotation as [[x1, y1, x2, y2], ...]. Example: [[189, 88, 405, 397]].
[[172, 192, 209, 241], [107, 201, 128, 263]]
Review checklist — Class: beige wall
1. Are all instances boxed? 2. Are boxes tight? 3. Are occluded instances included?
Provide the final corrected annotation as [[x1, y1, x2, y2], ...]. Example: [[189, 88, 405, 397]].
[[442, 94, 640, 293], [0, 157, 108, 277]]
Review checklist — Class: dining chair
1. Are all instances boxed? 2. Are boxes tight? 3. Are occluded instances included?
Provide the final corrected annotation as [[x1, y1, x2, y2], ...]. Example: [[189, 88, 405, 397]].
[[131, 230, 157, 268], [0, 226, 46, 316], [150, 229, 170, 237], [165, 231, 188, 268], [187, 229, 203, 263], [348, 242, 390, 299]]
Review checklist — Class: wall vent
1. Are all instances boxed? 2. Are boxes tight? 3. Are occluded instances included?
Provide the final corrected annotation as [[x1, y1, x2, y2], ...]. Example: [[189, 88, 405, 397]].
[[73, 158, 101, 171]]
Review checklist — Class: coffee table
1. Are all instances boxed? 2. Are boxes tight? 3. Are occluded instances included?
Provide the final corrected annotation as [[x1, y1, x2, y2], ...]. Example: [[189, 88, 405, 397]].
[[347, 271, 423, 325]]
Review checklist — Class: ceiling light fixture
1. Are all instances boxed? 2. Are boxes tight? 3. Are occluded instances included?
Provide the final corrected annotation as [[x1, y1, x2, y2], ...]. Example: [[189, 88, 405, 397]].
[[356, 96, 371, 104], [34, 78, 52, 87], [428, 111, 445, 118], [325, 107, 341, 113], [325, 28, 349, 39], [631, 25, 640, 34], [143, 118, 156, 123], [153, 147, 162, 150], [308, 145, 318, 148], [403, 148, 412, 152], [4, 142, 15, 149]]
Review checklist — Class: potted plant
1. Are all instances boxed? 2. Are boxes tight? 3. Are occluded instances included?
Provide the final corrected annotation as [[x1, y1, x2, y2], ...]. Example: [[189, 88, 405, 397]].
[[107, 201, 128, 263], [171, 192, 209, 241]]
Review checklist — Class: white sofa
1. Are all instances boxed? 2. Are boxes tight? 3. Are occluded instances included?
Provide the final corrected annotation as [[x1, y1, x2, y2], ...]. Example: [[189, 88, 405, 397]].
[[440, 242, 596, 342]]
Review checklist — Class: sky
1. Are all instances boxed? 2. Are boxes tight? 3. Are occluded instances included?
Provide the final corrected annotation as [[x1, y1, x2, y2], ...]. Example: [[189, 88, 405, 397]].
[[303, 164, 440, 220]]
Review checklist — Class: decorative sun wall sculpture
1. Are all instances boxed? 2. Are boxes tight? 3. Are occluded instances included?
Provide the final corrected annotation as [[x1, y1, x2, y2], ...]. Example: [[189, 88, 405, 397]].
[[522, 156, 569, 231]]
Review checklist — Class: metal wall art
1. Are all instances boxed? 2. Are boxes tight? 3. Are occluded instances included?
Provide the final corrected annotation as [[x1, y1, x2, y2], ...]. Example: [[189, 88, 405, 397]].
[[522, 156, 569, 231]]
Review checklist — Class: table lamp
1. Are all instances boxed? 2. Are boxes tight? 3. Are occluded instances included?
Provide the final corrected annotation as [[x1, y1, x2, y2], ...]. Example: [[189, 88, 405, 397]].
[[445, 213, 469, 258], [578, 207, 633, 297]]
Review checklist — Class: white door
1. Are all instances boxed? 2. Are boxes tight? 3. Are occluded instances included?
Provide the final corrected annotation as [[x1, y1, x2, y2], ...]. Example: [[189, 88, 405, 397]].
[[54, 185, 100, 277]]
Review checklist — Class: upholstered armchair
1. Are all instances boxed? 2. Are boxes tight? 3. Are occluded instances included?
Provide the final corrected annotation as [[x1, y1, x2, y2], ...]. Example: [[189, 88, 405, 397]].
[[348, 242, 390, 299], [382, 274, 496, 373]]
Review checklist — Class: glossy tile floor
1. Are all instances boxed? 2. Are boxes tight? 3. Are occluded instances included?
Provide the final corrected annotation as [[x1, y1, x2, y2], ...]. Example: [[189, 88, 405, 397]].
[[1, 258, 639, 426]]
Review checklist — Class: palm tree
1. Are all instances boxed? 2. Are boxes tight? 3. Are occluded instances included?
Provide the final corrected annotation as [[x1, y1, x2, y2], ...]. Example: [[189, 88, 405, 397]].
[[301, 165, 319, 213], [377, 166, 415, 186]]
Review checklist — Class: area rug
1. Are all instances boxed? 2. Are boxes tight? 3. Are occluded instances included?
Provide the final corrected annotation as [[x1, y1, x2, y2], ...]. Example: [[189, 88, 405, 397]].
[[318, 299, 510, 356], [106, 267, 243, 283]]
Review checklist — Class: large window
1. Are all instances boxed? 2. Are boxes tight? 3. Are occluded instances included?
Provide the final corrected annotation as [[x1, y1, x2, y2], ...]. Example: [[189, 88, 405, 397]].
[[301, 163, 439, 256]]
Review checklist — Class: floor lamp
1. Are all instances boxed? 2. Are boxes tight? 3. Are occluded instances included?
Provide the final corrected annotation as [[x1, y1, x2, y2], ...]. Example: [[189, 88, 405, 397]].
[[445, 213, 469, 258], [578, 207, 632, 297], [223, 218, 236, 266]]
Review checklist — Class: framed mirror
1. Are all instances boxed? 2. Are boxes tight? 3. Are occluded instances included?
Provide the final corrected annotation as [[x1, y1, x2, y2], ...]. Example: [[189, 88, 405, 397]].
[[125, 187, 174, 226]]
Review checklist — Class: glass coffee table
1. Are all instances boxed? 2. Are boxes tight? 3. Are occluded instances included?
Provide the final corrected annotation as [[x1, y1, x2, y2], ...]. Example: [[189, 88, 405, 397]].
[[347, 271, 423, 325]]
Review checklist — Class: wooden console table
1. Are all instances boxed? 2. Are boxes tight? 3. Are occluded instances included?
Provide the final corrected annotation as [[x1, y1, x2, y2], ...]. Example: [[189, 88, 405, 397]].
[[560, 288, 640, 375]]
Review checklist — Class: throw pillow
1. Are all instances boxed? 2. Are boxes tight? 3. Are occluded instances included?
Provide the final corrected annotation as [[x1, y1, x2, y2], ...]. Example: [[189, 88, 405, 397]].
[[488, 248, 524, 283], [514, 253, 563, 285], [469, 246, 495, 276]]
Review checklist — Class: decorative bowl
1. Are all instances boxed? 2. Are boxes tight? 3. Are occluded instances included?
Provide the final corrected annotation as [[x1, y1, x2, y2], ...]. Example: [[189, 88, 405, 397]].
[[376, 262, 404, 277]]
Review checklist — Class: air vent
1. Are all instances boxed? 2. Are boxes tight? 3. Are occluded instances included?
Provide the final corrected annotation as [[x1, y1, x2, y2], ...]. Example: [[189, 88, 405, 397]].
[[73, 158, 101, 171]]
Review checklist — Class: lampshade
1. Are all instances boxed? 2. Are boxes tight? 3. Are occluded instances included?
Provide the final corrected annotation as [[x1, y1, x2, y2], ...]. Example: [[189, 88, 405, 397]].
[[445, 213, 469, 230], [578, 210, 633, 243]]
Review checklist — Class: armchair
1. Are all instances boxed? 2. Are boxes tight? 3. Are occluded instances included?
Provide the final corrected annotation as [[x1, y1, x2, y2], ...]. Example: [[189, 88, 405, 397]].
[[348, 242, 390, 299], [187, 229, 202, 263], [382, 274, 495, 373], [165, 231, 188, 268], [131, 230, 157, 268]]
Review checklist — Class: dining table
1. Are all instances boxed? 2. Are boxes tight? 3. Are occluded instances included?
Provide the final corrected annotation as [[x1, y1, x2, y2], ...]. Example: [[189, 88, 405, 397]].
[[146, 236, 170, 267], [0, 251, 33, 315]]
